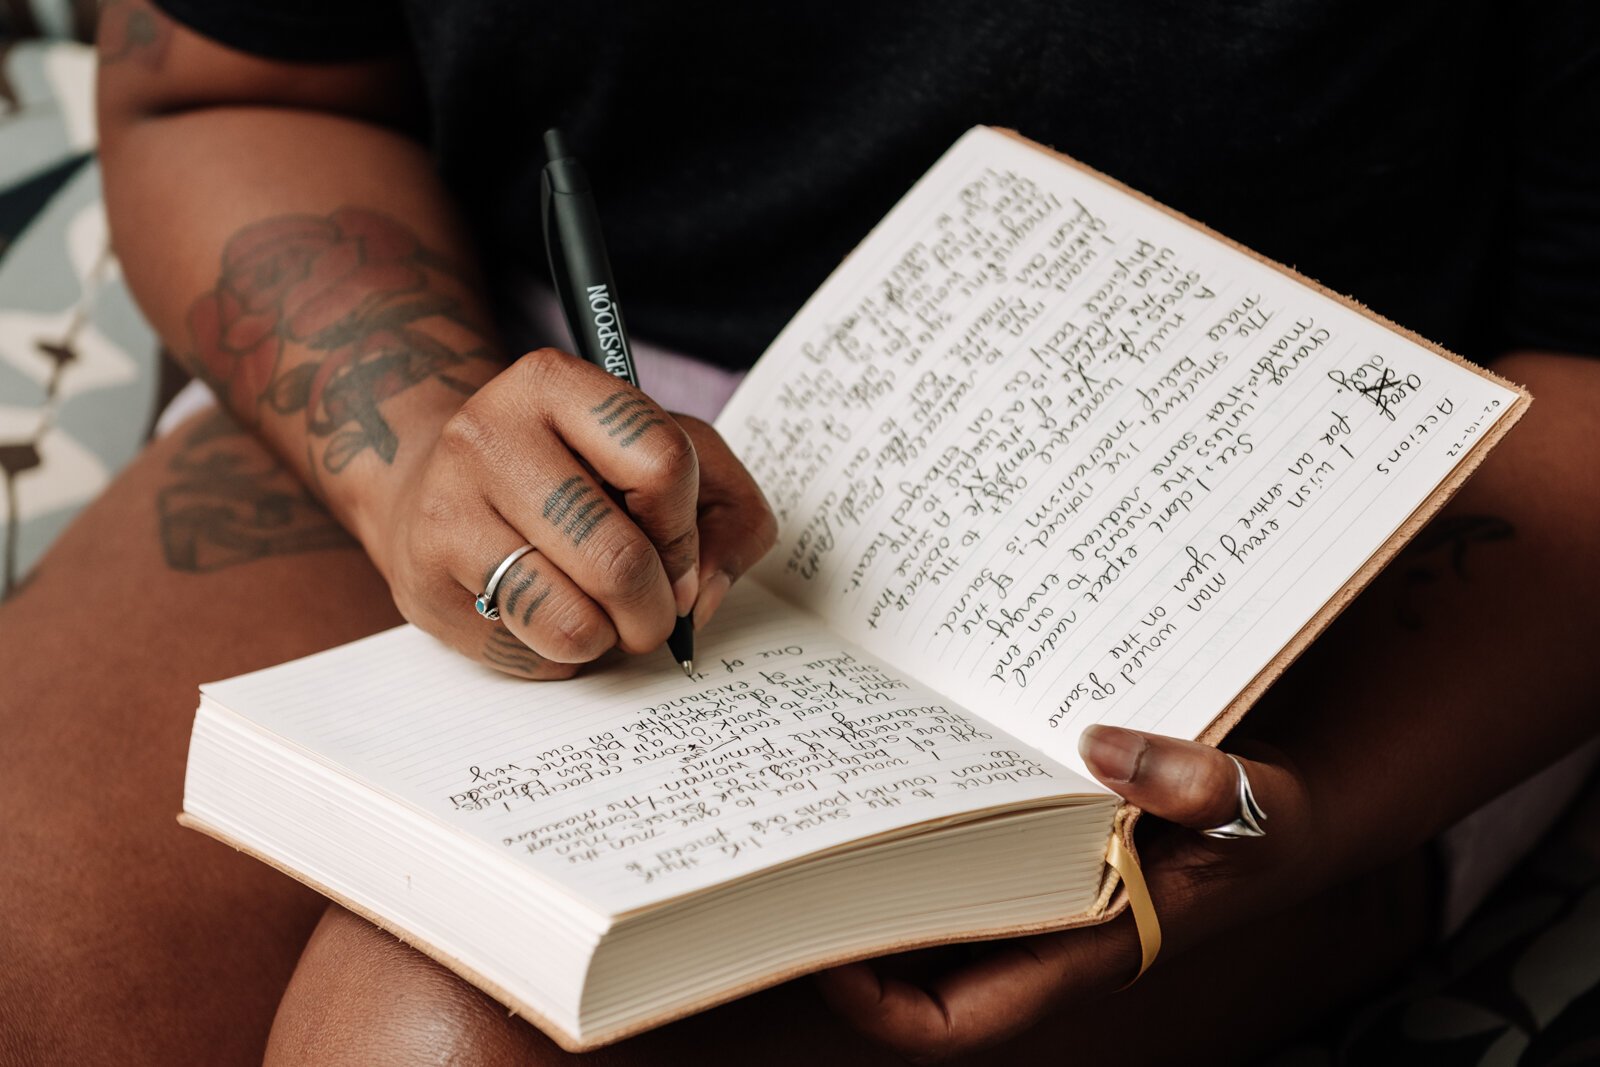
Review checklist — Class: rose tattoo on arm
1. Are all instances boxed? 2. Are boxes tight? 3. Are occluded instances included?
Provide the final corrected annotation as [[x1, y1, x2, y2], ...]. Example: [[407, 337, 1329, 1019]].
[[183, 209, 500, 475]]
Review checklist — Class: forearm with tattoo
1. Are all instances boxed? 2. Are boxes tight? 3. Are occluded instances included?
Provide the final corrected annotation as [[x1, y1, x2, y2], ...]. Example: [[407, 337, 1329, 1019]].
[[180, 209, 501, 480], [158, 412, 353, 573]]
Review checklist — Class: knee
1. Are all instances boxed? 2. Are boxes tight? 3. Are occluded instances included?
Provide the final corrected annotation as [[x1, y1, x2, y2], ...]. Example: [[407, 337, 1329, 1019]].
[[264, 905, 553, 1067]]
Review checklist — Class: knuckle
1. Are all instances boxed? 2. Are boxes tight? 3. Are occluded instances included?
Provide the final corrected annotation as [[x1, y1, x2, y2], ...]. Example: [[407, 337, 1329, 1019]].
[[547, 606, 612, 661], [439, 403, 495, 460], [635, 425, 697, 484], [597, 535, 662, 602], [516, 347, 572, 389], [521, 346, 565, 369], [658, 527, 698, 568], [1179, 756, 1237, 821]]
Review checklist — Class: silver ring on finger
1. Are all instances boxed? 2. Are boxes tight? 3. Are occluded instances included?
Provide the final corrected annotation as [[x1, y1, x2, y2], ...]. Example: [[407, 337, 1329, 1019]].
[[1201, 754, 1268, 839], [474, 544, 535, 621]]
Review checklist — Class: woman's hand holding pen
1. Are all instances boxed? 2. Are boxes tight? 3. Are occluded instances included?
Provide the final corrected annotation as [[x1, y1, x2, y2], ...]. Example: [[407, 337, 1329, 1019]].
[[370, 346, 776, 679]]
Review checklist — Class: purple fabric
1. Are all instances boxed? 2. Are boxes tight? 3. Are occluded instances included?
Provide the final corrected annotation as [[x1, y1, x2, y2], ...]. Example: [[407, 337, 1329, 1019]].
[[512, 280, 745, 423]]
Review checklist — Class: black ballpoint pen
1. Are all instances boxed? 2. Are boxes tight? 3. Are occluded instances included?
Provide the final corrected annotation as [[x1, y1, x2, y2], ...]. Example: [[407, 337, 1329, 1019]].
[[541, 128, 696, 677]]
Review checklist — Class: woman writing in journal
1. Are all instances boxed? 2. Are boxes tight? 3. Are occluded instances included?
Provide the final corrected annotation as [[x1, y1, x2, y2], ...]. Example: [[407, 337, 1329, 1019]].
[[2, 1, 1596, 1063]]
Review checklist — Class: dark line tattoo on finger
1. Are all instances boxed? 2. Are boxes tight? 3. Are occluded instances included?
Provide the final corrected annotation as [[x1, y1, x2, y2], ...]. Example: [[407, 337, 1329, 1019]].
[[564, 496, 612, 545], [519, 587, 552, 625], [592, 390, 665, 448], [616, 418, 665, 447], [594, 394, 645, 424], [522, 587, 552, 625], [501, 562, 533, 618], [500, 558, 552, 624], [543, 476, 586, 523], [542, 477, 613, 546], [601, 404, 649, 435], [484, 627, 546, 674]]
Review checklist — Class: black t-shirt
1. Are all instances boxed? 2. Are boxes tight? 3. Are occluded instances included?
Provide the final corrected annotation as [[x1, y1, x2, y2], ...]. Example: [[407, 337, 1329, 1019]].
[[151, 0, 1599, 371]]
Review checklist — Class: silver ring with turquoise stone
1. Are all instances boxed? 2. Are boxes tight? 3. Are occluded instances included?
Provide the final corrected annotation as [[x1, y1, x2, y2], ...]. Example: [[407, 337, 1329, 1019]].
[[474, 544, 535, 621]]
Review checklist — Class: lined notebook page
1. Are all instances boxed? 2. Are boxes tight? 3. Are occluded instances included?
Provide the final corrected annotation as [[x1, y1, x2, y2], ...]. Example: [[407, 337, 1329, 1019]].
[[202, 582, 1093, 916], [717, 126, 1520, 782]]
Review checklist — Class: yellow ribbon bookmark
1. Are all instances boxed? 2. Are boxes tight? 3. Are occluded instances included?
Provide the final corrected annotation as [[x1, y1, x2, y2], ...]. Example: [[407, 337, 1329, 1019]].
[[1105, 834, 1161, 985]]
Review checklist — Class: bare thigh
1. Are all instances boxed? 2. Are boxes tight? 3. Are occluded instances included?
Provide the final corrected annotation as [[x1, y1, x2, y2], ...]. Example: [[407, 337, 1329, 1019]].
[[263, 856, 1429, 1066], [0, 410, 401, 1065]]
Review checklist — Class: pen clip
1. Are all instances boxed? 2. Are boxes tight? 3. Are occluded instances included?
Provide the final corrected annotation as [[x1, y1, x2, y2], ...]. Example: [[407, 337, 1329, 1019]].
[[540, 166, 584, 353]]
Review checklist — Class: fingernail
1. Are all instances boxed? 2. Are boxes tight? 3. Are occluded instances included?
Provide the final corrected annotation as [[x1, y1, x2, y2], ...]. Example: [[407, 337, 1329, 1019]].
[[692, 570, 732, 629], [672, 563, 699, 616], [1079, 725, 1147, 784]]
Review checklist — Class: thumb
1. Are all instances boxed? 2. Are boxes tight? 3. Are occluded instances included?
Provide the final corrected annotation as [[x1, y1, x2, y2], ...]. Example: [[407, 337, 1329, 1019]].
[[1078, 725, 1275, 833], [672, 415, 779, 629]]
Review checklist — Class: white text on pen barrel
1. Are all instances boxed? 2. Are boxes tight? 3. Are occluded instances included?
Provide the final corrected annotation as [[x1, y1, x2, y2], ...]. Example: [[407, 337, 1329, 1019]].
[[586, 284, 630, 375]]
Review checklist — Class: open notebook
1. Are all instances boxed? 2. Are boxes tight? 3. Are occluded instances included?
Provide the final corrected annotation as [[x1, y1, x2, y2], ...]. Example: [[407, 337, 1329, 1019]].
[[182, 127, 1526, 1050]]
